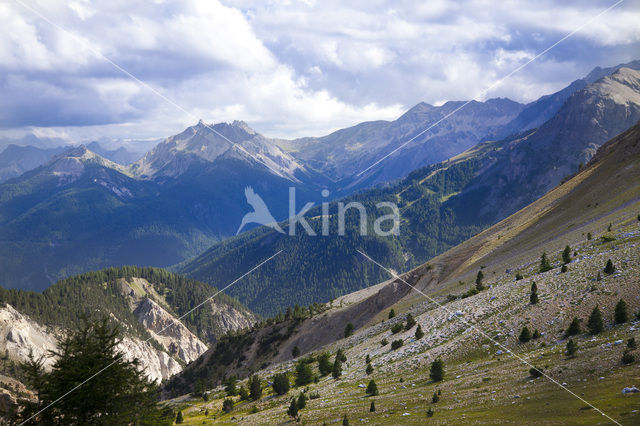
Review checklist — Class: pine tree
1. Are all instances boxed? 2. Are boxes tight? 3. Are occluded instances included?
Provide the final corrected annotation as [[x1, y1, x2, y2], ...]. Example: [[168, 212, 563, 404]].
[[365, 354, 371, 364], [224, 375, 238, 396], [388, 309, 396, 319], [566, 339, 577, 357], [615, 299, 628, 324], [475, 270, 485, 290], [561, 264, 568, 273], [176, 410, 184, 424], [344, 323, 354, 338], [532, 329, 541, 339], [272, 373, 290, 395], [239, 385, 249, 401], [292, 345, 301, 357], [318, 352, 332, 376], [287, 398, 299, 420], [405, 313, 416, 330], [336, 348, 347, 362], [628, 337, 637, 349], [587, 232, 592, 240], [566, 317, 581, 336], [297, 392, 307, 409], [295, 360, 314, 386], [222, 399, 234, 413], [432, 390, 439, 403], [370, 401, 376, 412], [427, 407, 434, 417], [562, 245, 572, 264], [19, 317, 170, 425], [366, 379, 379, 396], [430, 358, 445, 382], [540, 252, 552, 272], [366, 363, 373, 375], [249, 375, 262, 401], [604, 259, 615, 275], [587, 306, 604, 335], [332, 358, 343, 379], [518, 326, 532, 343], [415, 324, 425, 339], [343, 414, 350, 426], [530, 282, 539, 305]]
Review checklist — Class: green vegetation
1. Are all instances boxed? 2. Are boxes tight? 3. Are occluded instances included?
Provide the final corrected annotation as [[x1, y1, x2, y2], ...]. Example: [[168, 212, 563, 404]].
[[332, 358, 343, 379], [344, 323, 354, 338], [562, 245, 572, 264], [405, 313, 416, 330], [249, 375, 262, 401], [529, 282, 539, 305], [370, 401, 376, 412], [391, 323, 404, 334], [622, 350, 635, 365], [566, 339, 578, 357], [292, 345, 300, 357], [539, 252, 552, 272], [318, 353, 332, 376], [272, 373, 290, 395], [287, 398, 298, 420], [391, 339, 404, 350], [566, 317, 581, 336], [295, 361, 314, 386], [475, 270, 485, 290], [415, 324, 424, 339], [222, 399, 234, 413], [388, 309, 396, 319], [366, 380, 379, 396], [518, 326, 532, 343], [18, 317, 171, 425], [587, 306, 604, 335], [604, 259, 615, 275], [366, 363, 374, 375], [529, 367, 544, 378], [430, 358, 445, 382], [614, 299, 628, 324]]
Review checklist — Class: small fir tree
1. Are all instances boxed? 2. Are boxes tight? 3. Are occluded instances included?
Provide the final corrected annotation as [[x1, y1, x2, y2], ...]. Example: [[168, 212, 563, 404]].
[[430, 358, 445, 382], [519, 326, 532, 343], [604, 259, 615, 275], [566, 339, 577, 357], [587, 306, 604, 335], [415, 324, 425, 339], [615, 299, 628, 324]]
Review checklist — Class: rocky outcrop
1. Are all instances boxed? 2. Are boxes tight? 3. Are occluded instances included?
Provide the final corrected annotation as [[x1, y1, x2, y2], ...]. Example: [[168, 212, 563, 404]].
[[0, 304, 57, 368], [133, 298, 207, 364], [117, 336, 182, 383]]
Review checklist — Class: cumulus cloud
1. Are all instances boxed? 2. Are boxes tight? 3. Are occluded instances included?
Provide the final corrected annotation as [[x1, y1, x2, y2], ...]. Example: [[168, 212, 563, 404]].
[[0, 0, 638, 142]]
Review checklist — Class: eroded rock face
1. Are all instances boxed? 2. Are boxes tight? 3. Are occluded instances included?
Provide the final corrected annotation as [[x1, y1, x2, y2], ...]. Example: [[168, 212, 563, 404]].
[[117, 336, 182, 383], [133, 298, 207, 364], [0, 304, 57, 368]]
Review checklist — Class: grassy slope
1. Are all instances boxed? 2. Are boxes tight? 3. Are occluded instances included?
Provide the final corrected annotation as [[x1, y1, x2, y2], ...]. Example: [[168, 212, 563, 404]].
[[167, 123, 640, 424]]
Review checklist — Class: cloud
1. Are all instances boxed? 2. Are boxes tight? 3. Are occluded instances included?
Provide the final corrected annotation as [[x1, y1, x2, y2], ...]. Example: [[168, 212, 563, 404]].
[[0, 0, 638, 142]]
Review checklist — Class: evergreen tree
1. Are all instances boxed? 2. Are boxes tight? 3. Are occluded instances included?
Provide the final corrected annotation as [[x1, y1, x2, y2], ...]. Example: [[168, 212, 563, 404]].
[[366, 363, 374, 375], [332, 358, 343, 379], [628, 338, 637, 349], [587, 232, 592, 240], [344, 323, 354, 338], [238, 385, 249, 401], [622, 350, 635, 365], [561, 264, 568, 273], [343, 414, 350, 426], [292, 345, 301, 357], [287, 398, 299, 420], [587, 306, 604, 335], [604, 259, 615, 275], [370, 401, 376, 412], [271, 373, 290, 395], [475, 270, 485, 290], [566, 317, 581, 336], [224, 375, 238, 396], [365, 354, 371, 364], [615, 299, 628, 324], [530, 282, 539, 305], [249, 375, 262, 401], [295, 361, 314, 386], [518, 326, 532, 343], [405, 313, 416, 330], [415, 324, 425, 340], [432, 390, 439, 403], [317, 352, 332, 376], [430, 358, 445, 382], [176, 410, 184, 424], [20, 317, 170, 425], [391, 339, 403, 350], [529, 367, 543, 378], [336, 348, 347, 362], [366, 379, 379, 396], [222, 399, 234, 413], [562, 245, 572, 264], [566, 339, 577, 357], [297, 392, 307, 409], [388, 309, 396, 319], [427, 407, 434, 417], [540, 252, 552, 272], [532, 329, 541, 339]]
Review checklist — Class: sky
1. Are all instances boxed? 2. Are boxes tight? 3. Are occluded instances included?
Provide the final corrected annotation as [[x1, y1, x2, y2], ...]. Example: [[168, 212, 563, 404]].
[[0, 0, 639, 144]]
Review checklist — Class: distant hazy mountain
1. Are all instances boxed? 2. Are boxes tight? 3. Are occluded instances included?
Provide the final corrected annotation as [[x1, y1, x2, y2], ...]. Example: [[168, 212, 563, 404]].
[[284, 98, 524, 190], [86, 141, 141, 165], [0, 144, 66, 182]]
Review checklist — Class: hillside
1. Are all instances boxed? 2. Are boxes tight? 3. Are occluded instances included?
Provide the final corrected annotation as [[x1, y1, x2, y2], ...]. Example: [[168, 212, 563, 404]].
[[0, 266, 256, 387], [164, 110, 640, 426]]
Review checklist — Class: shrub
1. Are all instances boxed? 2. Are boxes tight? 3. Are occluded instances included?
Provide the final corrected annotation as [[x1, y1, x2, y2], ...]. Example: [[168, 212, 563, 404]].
[[587, 306, 604, 335], [587, 232, 592, 240], [176, 410, 184, 423], [427, 407, 434, 417], [391, 339, 403, 350], [622, 350, 635, 365], [529, 367, 544, 378], [604, 259, 615, 275], [566, 317, 581, 336], [566, 339, 577, 357], [430, 358, 445, 382], [381, 338, 388, 346], [391, 323, 404, 334], [432, 390, 439, 403], [628, 338, 637, 349], [370, 401, 376, 412], [415, 324, 425, 340], [271, 373, 290, 395], [366, 363, 373, 375], [614, 299, 628, 324], [515, 273, 524, 281], [366, 379, 379, 396], [561, 264, 568, 273], [292, 345, 300, 357], [388, 309, 395, 319], [518, 326, 532, 343], [532, 329, 541, 339], [344, 323, 354, 338], [222, 398, 234, 413], [562, 245, 572, 264]]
